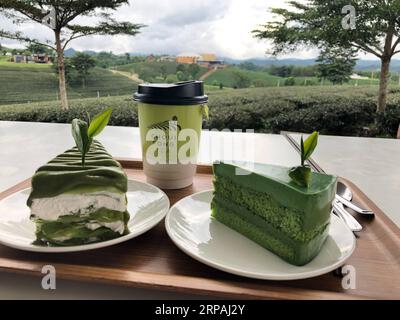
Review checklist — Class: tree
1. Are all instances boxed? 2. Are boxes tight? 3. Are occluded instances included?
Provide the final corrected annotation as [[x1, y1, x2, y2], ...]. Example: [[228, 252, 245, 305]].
[[176, 64, 187, 73], [125, 52, 130, 62], [268, 65, 294, 78], [0, 1, 144, 110], [187, 63, 200, 80], [166, 74, 178, 84], [26, 43, 50, 54], [316, 47, 357, 85], [232, 71, 252, 88], [160, 65, 168, 80], [284, 77, 296, 86], [176, 70, 189, 82], [52, 58, 74, 84], [239, 62, 259, 71], [138, 66, 158, 82], [253, 0, 400, 112], [96, 51, 114, 68], [70, 52, 96, 88]]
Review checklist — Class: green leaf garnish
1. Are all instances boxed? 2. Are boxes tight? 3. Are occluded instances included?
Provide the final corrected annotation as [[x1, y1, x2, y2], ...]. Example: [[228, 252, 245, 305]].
[[88, 108, 113, 138], [71, 108, 113, 166], [302, 131, 318, 165], [289, 131, 319, 188], [289, 165, 312, 188], [71, 119, 92, 167]]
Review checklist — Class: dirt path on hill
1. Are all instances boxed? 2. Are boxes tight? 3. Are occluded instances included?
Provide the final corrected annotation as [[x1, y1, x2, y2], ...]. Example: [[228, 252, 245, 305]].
[[111, 67, 217, 83], [109, 69, 144, 83], [199, 68, 218, 81]]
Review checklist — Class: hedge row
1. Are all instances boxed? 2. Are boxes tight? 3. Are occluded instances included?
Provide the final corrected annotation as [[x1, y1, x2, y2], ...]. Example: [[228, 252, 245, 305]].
[[0, 86, 399, 137]]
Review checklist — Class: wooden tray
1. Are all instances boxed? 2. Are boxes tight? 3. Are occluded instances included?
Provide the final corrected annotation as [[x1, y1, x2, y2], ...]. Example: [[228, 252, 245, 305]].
[[0, 159, 399, 300]]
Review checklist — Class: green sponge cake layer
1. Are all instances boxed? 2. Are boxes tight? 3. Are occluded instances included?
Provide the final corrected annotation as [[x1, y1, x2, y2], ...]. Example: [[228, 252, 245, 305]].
[[27, 141, 130, 246], [211, 162, 336, 266]]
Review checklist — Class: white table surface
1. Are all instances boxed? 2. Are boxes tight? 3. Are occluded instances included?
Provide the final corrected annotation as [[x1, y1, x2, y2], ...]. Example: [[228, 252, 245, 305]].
[[289, 133, 400, 227], [0, 121, 398, 299]]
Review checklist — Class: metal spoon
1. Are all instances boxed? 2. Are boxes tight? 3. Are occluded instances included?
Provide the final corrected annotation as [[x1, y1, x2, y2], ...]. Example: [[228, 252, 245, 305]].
[[336, 182, 375, 216], [332, 201, 363, 232]]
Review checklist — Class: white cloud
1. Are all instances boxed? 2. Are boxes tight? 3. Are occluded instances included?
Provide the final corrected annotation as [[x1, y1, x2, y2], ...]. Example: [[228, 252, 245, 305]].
[[0, 0, 376, 60]]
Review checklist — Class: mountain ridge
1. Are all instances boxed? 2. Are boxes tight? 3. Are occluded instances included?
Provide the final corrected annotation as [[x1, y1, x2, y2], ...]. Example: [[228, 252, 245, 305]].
[[63, 48, 400, 72]]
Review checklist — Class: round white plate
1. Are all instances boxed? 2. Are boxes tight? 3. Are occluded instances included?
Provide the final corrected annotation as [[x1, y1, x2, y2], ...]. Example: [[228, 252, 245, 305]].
[[0, 179, 170, 253], [165, 190, 356, 281]]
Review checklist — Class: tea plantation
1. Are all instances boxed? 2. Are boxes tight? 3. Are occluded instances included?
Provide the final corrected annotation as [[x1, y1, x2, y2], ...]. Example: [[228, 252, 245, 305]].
[[0, 64, 137, 104], [1, 86, 399, 138]]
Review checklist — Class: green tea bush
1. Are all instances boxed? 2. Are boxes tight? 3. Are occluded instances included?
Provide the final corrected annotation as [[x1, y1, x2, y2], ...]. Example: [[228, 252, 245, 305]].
[[0, 96, 139, 127], [376, 104, 400, 137], [1, 86, 399, 137]]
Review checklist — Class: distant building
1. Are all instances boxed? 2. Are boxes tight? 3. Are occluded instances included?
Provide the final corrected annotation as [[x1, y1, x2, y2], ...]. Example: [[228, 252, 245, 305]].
[[12, 53, 52, 64], [33, 53, 51, 63], [176, 53, 201, 64], [175, 52, 225, 68], [13, 55, 27, 63], [160, 55, 176, 62], [146, 54, 156, 62], [200, 53, 216, 62], [197, 53, 225, 69]]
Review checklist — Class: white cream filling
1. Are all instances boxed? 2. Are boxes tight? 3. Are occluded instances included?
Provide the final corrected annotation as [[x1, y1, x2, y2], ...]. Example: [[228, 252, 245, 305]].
[[86, 221, 126, 235], [31, 192, 126, 221]]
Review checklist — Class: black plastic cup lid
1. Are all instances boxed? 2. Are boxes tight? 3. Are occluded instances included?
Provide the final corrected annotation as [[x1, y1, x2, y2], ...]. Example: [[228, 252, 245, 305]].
[[133, 80, 208, 105]]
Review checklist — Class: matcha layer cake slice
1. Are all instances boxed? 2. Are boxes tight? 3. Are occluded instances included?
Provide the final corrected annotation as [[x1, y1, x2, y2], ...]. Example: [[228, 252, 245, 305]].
[[211, 162, 337, 266], [27, 140, 130, 246]]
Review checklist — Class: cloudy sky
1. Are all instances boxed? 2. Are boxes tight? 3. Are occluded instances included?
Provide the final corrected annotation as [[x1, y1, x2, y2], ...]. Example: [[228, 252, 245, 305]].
[[0, 0, 372, 60]]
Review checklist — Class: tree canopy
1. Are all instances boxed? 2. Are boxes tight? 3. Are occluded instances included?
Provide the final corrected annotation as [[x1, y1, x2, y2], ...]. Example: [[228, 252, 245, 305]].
[[0, 1, 143, 49], [0, 1, 144, 110], [70, 52, 96, 88], [317, 47, 357, 85], [253, 0, 400, 112]]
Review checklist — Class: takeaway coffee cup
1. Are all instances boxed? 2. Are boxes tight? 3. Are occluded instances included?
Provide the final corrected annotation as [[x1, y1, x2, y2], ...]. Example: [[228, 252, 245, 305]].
[[134, 81, 208, 189]]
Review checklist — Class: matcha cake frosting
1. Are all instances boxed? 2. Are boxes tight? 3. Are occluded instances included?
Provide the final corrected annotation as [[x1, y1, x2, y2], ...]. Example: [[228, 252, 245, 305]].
[[211, 161, 337, 266], [27, 140, 130, 246]]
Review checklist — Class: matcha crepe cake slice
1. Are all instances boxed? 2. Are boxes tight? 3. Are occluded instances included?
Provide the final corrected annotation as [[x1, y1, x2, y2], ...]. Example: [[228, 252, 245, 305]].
[[27, 140, 130, 246], [27, 109, 130, 246], [211, 132, 337, 266]]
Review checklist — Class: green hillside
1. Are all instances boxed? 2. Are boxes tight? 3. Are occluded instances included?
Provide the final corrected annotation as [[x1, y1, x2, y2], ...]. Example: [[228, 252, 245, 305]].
[[0, 64, 137, 104], [115, 61, 179, 74], [114, 61, 209, 81], [204, 67, 282, 87], [203, 66, 384, 88]]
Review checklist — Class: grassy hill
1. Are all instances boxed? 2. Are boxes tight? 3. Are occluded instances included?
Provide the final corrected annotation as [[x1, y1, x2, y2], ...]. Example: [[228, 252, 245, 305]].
[[114, 61, 209, 81], [204, 66, 282, 87], [0, 63, 137, 105], [203, 66, 384, 88], [115, 61, 179, 74]]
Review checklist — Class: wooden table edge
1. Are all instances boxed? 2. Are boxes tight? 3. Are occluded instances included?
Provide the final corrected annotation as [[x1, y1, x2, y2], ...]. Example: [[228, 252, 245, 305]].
[[0, 259, 371, 300]]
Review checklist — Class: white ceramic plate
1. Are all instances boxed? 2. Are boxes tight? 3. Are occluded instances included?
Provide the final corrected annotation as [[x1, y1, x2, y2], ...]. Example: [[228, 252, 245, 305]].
[[165, 190, 356, 281], [0, 180, 170, 253]]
